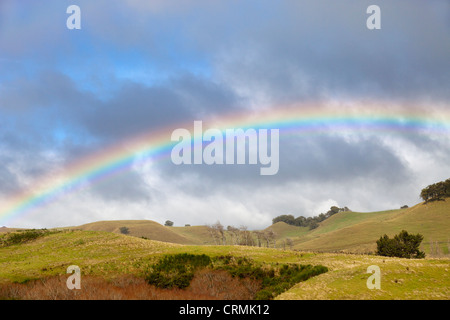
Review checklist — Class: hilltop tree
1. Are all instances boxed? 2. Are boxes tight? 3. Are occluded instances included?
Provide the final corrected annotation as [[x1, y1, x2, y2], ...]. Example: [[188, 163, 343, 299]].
[[272, 214, 295, 225], [294, 216, 306, 227], [164, 220, 174, 227], [329, 206, 340, 214], [420, 178, 450, 203], [272, 206, 350, 230]]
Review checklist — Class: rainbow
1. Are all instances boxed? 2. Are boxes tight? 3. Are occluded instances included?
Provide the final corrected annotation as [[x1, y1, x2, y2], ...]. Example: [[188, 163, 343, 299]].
[[1, 103, 450, 225]]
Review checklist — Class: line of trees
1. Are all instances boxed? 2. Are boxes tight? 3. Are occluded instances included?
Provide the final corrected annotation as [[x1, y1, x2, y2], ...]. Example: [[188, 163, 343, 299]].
[[420, 178, 450, 203], [206, 222, 278, 248], [272, 206, 351, 230]]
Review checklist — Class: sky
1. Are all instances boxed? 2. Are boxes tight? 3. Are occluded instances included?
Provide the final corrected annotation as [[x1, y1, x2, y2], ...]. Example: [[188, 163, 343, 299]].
[[0, 0, 450, 229]]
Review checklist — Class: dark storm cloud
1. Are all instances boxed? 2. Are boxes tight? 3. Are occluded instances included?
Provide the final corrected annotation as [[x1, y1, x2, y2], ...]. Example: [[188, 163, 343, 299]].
[[0, 161, 20, 194], [157, 133, 411, 194], [0, 68, 242, 143], [89, 169, 151, 203], [80, 74, 242, 141], [0, 70, 96, 114], [205, 0, 450, 102]]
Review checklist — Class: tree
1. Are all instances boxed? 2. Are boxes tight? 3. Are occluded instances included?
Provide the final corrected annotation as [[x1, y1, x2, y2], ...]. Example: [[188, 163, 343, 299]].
[[308, 220, 319, 230], [164, 220, 174, 227], [212, 221, 226, 245], [420, 178, 450, 203], [272, 206, 350, 229], [285, 238, 293, 250], [206, 224, 220, 245], [264, 229, 277, 248], [254, 231, 265, 247], [376, 230, 425, 259], [329, 206, 340, 214], [119, 226, 129, 235], [272, 214, 295, 225], [294, 216, 306, 227], [227, 226, 240, 245]]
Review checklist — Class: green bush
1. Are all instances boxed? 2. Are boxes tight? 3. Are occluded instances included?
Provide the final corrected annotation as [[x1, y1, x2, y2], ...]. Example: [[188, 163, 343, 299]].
[[144, 253, 328, 299], [376, 230, 425, 259], [255, 264, 328, 300], [213, 256, 328, 300], [145, 253, 212, 289], [119, 226, 129, 235]]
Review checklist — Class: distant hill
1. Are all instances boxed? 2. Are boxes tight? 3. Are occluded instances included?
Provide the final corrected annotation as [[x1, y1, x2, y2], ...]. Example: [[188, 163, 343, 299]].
[[275, 200, 450, 254], [0, 227, 25, 233], [69, 200, 449, 255], [74, 220, 214, 245]]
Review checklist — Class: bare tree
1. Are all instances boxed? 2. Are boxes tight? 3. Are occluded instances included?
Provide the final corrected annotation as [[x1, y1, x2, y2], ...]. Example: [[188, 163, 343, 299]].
[[212, 221, 226, 245], [261, 229, 277, 248], [267, 229, 277, 248], [261, 230, 270, 248], [286, 238, 293, 250], [239, 226, 248, 246], [254, 231, 264, 247], [227, 226, 240, 245], [206, 224, 221, 245]]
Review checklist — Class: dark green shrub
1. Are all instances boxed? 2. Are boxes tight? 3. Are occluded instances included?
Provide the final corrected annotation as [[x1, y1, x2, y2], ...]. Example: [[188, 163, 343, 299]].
[[144, 253, 328, 299], [254, 264, 328, 300], [376, 230, 425, 259], [145, 253, 212, 289], [119, 227, 129, 235]]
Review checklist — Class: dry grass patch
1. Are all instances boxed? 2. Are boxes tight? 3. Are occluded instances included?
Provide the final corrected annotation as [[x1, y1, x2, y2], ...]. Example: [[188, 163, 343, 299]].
[[0, 271, 262, 300]]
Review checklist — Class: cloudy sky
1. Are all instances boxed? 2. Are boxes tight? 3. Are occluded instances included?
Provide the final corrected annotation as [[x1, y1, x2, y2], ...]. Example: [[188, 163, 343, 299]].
[[1, 0, 449, 229]]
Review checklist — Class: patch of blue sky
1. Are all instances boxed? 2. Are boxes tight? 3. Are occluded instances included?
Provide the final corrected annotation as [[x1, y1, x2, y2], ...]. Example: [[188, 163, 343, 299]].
[[54, 32, 213, 101]]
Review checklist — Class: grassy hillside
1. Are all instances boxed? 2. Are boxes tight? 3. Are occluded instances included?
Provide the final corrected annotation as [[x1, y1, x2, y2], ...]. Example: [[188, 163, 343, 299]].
[[71, 200, 449, 255], [276, 252, 449, 300], [0, 229, 448, 300], [0, 227, 23, 233], [0, 229, 306, 284], [74, 220, 213, 245], [275, 201, 450, 255], [266, 222, 310, 239], [170, 225, 216, 244]]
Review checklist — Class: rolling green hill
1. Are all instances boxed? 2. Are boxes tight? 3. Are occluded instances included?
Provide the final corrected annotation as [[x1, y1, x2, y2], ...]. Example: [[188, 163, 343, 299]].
[[276, 201, 450, 255], [69, 200, 449, 255], [73, 220, 214, 245]]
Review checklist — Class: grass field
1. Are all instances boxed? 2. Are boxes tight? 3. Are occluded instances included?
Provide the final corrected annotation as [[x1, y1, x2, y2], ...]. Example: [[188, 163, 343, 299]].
[[0, 228, 448, 300]]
